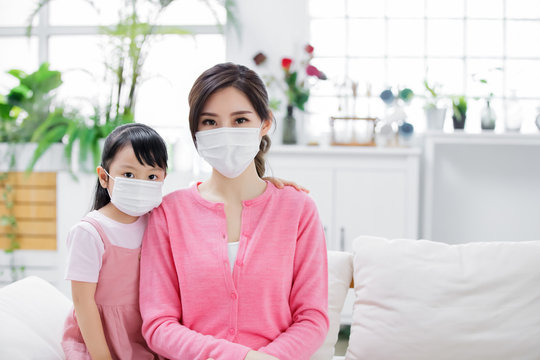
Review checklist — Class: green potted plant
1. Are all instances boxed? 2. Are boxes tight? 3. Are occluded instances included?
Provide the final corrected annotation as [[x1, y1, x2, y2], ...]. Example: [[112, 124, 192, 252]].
[[27, 0, 238, 168], [451, 96, 468, 130], [0, 62, 71, 172], [423, 80, 446, 131], [253, 44, 327, 144]]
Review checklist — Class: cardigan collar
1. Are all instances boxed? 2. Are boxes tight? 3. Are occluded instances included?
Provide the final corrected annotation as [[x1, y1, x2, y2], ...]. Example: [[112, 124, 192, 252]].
[[190, 180, 275, 209]]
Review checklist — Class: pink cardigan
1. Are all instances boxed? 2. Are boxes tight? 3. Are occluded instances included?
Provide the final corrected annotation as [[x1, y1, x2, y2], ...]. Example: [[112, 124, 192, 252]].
[[139, 181, 329, 360]]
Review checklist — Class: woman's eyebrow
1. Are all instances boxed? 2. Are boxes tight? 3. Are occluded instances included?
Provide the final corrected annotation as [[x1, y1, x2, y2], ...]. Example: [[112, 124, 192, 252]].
[[200, 112, 217, 117], [200, 110, 253, 117]]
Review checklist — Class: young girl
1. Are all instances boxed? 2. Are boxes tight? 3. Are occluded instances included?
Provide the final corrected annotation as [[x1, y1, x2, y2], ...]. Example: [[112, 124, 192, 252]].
[[62, 123, 166, 359], [139, 63, 329, 360], [61, 122, 304, 359]]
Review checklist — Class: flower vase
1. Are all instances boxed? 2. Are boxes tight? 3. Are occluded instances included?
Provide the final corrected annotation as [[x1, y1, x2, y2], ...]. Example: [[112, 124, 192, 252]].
[[282, 105, 297, 145], [452, 114, 466, 130], [481, 100, 496, 130]]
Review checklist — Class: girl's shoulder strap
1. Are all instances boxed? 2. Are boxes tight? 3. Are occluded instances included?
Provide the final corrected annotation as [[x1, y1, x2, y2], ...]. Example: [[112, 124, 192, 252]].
[[81, 216, 112, 248]]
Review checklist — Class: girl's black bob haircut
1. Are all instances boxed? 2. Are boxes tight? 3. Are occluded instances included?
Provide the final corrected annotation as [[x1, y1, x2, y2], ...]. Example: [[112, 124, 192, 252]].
[[92, 123, 168, 211]]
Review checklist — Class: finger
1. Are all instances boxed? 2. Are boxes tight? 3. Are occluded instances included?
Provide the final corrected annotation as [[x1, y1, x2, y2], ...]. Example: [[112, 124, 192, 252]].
[[295, 185, 310, 193]]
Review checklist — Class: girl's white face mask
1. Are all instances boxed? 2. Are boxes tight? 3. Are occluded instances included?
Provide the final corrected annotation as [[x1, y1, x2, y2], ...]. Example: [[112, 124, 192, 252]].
[[195, 126, 262, 178], [104, 170, 163, 216]]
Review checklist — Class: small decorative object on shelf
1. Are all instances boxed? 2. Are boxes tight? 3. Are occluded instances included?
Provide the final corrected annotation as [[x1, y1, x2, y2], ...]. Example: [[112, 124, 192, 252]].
[[481, 98, 496, 130], [282, 105, 297, 144], [505, 91, 523, 132], [375, 87, 413, 146], [473, 68, 501, 132], [423, 80, 446, 131], [398, 121, 414, 146], [330, 116, 377, 146], [535, 106, 540, 131], [375, 119, 397, 147], [253, 44, 327, 145], [452, 96, 467, 130]]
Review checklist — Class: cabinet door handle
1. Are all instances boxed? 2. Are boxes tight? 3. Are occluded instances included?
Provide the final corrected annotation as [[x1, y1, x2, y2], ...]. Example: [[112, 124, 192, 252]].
[[340, 227, 345, 251]]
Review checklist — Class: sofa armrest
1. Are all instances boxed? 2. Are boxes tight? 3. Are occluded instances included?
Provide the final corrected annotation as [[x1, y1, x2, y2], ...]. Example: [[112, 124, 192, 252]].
[[0, 276, 72, 359]]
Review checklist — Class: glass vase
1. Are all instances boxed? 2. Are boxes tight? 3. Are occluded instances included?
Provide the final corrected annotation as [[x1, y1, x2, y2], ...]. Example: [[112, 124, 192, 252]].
[[481, 100, 496, 131], [282, 105, 297, 145]]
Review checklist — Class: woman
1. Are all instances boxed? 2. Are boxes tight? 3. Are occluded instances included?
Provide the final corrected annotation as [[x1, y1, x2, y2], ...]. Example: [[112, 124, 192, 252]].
[[139, 63, 328, 360]]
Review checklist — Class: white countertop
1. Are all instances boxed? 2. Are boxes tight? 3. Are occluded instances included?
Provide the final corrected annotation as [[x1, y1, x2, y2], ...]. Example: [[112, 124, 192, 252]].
[[270, 145, 422, 156]]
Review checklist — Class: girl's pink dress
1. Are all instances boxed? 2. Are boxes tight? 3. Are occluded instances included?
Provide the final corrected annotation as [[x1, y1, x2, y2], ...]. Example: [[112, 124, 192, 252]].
[[62, 217, 156, 359]]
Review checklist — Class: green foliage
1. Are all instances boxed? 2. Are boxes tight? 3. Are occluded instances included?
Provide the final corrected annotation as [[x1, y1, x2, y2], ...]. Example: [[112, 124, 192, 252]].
[[0, 172, 18, 254], [398, 88, 414, 103], [423, 80, 445, 110], [285, 71, 311, 111], [0, 63, 63, 143], [452, 96, 468, 122]]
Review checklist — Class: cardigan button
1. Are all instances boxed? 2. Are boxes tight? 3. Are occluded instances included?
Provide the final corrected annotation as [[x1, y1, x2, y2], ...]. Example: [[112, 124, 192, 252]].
[[229, 328, 235, 335], [231, 291, 238, 300]]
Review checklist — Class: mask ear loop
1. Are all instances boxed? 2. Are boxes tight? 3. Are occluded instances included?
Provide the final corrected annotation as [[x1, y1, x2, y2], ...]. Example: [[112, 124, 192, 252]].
[[101, 168, 114, 199]]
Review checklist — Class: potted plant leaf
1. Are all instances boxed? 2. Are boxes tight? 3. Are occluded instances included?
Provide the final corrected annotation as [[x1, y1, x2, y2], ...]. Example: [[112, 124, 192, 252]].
[[451, 96, 467, 130], [0, 62, 71, 172], [423, 80, 446, 131], [27, 0, 238, 168]]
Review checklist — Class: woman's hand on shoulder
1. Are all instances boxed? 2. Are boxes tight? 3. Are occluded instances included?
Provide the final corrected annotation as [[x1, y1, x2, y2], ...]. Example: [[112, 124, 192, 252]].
[[263, 177, 309, 193], [244, 350, 280, 360]]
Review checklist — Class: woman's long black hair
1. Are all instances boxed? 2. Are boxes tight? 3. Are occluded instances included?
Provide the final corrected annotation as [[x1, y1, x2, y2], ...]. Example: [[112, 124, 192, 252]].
[[92, 123, 168, 210]]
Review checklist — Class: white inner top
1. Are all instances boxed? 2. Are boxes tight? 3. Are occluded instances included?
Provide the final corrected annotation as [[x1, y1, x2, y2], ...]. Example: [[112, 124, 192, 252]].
[[227, 241, 240, 273]]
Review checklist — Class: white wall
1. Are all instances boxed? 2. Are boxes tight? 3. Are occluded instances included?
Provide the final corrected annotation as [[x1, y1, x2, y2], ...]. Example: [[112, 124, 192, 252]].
[[226, 0, 309, 68]]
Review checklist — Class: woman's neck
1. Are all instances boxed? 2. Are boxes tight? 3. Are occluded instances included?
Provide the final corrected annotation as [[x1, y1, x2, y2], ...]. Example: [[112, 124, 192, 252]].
[[200, 162, 267, 203]]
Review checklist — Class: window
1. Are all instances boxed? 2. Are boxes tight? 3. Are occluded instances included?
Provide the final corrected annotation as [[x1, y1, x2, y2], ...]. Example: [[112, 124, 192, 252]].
[[0, 0, 227, 148], [308, 0, 540, 133]]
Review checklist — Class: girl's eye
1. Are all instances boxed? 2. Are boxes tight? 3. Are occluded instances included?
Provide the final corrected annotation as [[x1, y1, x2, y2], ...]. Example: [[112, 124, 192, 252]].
[[201, 119, 216, 126], [148, 174, 158, 180], [235, 117, 248, 125], [123, 172, 134, 178]]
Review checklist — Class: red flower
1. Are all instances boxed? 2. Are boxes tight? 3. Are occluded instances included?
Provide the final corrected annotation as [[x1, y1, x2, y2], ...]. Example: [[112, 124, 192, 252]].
[[281, 58, 292, 71], [306, 65, 320, 77], [305, 44, 314, 54], [253, 52, 267, 66]]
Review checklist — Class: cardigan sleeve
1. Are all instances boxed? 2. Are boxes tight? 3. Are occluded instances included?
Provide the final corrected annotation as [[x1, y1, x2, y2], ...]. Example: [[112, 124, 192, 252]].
[[258, 196, 329, 360], [139, 203, 252, 360]]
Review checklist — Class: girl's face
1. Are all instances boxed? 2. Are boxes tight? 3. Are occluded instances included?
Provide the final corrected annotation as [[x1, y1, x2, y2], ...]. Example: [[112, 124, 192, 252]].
[[197, 86, 272, 134], [97, 145, 166, 193]]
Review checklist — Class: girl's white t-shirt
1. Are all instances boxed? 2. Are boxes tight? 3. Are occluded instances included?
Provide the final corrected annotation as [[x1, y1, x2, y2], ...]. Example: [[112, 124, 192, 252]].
[[64, 210, 148, 283]]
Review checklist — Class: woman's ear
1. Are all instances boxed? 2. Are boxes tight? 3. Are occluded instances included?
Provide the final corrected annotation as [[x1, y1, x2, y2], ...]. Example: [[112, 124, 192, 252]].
[[96, 166, 109, 188], [261, 113, 274, 137]]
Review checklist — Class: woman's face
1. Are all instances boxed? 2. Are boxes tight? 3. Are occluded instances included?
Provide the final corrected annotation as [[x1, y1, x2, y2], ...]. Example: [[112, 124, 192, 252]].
[[197, 86, 271, 135]]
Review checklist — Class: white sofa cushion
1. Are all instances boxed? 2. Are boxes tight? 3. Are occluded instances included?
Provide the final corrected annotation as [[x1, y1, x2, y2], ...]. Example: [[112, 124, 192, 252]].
[[347, 236, 540, 360], [0, 276, 72, 359], [312, 251, 353, 360]]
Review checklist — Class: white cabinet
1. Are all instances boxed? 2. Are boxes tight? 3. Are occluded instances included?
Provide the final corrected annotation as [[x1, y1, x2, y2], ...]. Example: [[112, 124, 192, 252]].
[[267, 146, 421, 250], [423, 132, 540, 243]]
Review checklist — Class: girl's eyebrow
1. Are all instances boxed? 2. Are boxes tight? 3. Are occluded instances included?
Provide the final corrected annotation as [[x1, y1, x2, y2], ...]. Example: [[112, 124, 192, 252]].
[[117, 164, 138, 170]]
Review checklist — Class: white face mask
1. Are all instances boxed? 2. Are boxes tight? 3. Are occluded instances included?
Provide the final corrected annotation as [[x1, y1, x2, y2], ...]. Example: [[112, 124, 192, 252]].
[[195, 126, 262, 178], [104, 170, 163, 216]]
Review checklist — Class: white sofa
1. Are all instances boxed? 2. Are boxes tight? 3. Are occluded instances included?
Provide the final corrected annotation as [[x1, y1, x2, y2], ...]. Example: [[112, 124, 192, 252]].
[[1, 237, 540, 360]]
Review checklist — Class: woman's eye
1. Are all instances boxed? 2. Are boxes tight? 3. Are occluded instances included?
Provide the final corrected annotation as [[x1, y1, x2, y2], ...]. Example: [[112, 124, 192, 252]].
[[148, 174, 158, 180], [235, 117, 248, 124], [123, 172, 134, 178], [201, 119, 216, 126]]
